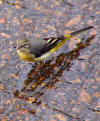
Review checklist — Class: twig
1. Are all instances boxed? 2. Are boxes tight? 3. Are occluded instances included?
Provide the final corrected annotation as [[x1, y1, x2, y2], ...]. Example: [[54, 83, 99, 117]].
[[46, 104, 81, 120]]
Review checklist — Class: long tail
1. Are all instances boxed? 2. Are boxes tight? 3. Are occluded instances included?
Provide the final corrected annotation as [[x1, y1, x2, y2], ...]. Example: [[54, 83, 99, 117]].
[[64, 26, 94, 39], [71, 26, 94, 36], [50, 26, 94, 53]]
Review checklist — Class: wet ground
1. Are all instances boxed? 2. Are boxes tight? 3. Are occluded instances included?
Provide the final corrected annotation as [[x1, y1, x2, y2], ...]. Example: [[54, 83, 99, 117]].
[[0, 0, 100, 121]]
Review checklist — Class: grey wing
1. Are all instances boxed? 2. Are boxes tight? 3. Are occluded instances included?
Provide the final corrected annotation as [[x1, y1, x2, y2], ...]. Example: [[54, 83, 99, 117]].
[[28, 38, 46, 56], [29, 36, 65, 58], [42, 36, 65, 53]]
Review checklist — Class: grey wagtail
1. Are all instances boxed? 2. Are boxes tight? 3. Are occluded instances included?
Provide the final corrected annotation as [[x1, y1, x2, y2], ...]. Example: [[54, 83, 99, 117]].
[[16, 26, 94, 62]]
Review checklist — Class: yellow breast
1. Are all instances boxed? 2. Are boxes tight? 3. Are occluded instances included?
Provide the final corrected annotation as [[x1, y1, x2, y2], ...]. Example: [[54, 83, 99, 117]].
[[17, 49, 35, 62]]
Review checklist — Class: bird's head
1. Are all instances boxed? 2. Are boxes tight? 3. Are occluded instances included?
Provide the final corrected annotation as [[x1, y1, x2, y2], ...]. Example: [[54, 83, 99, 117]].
[[16, 39, 35, 62]]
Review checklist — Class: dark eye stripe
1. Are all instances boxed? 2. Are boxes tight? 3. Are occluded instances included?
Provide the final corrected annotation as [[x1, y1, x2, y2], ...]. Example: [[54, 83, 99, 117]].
[[16, 43, 28, 50]]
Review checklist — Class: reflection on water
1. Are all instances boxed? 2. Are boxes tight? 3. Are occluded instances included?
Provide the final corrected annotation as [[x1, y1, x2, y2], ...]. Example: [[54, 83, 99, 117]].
[[14, 35, 95, 104]]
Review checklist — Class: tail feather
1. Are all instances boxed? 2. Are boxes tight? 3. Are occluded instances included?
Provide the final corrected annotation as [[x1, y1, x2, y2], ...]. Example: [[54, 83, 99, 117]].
[[70, 26, 94, 36], [64, 26, 94, 40]]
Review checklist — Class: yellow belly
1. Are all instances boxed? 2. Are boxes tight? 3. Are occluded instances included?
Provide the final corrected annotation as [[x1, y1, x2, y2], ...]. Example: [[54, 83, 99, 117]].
[[17, 49, 35, 62]]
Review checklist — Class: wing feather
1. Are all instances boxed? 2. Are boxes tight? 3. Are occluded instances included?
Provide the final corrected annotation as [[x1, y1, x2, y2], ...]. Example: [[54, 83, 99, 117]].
[[35, 36, 65, 58]]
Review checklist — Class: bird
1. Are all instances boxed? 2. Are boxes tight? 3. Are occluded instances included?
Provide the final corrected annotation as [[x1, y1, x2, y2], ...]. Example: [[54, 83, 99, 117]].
[[16, 26, 94, 62]]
